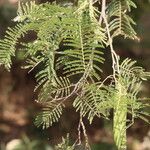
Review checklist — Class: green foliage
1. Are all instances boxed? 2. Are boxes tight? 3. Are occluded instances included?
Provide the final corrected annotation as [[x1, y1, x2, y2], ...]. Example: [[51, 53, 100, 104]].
[[73, 83, 114, 124], [0, 23, 30, 69], [113, 58, 148, 150], [0, 0, 149, 150], [107, 0, 137, 40], [55, 135, 75, 150]]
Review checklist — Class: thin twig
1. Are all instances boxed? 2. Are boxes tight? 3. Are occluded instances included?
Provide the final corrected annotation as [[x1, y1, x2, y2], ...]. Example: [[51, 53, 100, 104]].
[[100, 0, 120, 82], [77, 113, 82, 145], [80, 113, 91, 150]]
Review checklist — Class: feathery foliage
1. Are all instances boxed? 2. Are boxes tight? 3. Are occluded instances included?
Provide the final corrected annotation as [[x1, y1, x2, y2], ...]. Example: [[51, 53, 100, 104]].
[[0, 0, 149, 150], [107, 0, 137, 40], [113, 58, 150, 150]]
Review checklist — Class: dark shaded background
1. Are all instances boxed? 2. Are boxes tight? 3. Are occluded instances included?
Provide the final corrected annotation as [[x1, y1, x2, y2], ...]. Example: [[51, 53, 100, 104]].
[[0, 0, 150, 150]]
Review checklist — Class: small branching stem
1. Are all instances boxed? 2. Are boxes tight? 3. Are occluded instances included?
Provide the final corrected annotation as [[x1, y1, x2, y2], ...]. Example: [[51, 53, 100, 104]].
[[100, 0, 127, 149]]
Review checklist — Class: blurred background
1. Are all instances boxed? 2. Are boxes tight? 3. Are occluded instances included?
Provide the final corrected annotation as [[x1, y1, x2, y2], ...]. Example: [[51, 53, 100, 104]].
[[0, 0, 150, 150]]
